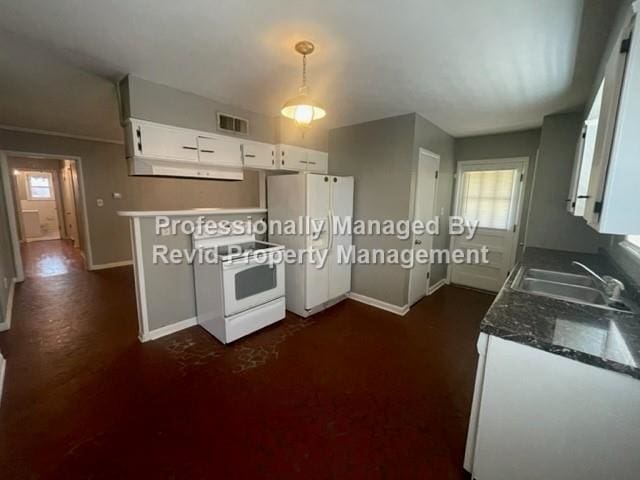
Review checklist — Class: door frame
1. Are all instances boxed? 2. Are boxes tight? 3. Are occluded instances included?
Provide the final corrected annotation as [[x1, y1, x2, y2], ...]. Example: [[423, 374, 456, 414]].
[[0, 150, 94, 282], [408, 148, 440, 305], [446, 157, 529, 285]]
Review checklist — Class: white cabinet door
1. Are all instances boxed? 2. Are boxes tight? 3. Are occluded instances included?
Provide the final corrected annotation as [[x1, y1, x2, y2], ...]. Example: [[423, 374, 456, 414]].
[[306, 150, 329, 173], [328, 176, 354, 299], [584, 16, 640, 233], [277, 145, 308, 171], [197, 136, 242, 167], [138, 122, 199, 163], [242, 142, 275, 169]]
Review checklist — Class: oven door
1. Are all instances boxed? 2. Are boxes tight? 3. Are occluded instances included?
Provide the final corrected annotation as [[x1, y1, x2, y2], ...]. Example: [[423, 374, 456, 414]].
[[222, 255, 285, 316]]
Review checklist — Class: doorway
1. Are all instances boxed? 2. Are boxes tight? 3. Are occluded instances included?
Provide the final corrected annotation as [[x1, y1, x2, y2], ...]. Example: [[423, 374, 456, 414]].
[[408, 148, 440, 306], [449, 158, 527, 292], [2, 153, 88, 279]]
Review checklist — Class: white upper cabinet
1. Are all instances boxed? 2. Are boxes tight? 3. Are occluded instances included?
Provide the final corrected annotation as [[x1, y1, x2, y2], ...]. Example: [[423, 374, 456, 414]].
[[583, 11, 640, 234], [135, 122, 200, 163], [306, 149, 329, 173], [242, 141, 276, 169], [276, 144, 328, 173], [197, 135, 242, 167], [277, 144, 308, 171]]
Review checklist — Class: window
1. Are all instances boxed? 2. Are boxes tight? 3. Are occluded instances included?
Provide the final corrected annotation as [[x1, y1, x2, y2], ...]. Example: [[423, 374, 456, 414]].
[[26, 172, 54, 200], [458, 169, 517, 230]]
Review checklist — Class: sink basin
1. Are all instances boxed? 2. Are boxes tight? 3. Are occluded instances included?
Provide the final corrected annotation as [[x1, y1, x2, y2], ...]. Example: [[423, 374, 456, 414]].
[[519, 279, 607, 305], [512, 267, 634, 313], [524, 269, 599, 288]]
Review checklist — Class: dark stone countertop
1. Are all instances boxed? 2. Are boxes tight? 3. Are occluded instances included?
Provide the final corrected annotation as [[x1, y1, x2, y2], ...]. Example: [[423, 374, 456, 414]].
[[481, 247, 640, 380]]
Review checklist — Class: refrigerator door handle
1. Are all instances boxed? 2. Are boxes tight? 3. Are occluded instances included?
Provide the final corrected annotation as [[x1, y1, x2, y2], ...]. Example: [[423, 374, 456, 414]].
[[327, 211, 334, 251]]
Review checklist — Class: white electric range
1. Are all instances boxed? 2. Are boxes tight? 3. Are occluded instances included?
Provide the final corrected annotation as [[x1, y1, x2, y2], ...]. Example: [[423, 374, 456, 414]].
[[192, 233, 285, 344]]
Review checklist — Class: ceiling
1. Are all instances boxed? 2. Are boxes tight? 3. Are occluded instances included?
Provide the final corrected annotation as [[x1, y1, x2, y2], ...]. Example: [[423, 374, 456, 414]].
[[0, 0, 621, 140]]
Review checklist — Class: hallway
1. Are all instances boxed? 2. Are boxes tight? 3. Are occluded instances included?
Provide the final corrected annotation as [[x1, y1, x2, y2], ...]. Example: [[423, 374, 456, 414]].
[[0, 261, 491, 478], [20, 239, 84, 278]]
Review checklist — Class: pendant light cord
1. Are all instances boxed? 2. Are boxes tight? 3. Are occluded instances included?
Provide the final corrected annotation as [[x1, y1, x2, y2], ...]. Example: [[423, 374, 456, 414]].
[[302, 54, 307, 87]]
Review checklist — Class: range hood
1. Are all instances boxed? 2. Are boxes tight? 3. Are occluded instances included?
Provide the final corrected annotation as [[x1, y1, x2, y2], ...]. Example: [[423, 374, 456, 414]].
[[128, 157, 244, 181]]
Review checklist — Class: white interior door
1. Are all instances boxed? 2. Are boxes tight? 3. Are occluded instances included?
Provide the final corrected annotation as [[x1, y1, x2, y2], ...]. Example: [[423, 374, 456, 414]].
[[329, 176, 354, 299], [450, 159, 527, 292], [408, 149, 440, 306], [305, 174, 330, 309]]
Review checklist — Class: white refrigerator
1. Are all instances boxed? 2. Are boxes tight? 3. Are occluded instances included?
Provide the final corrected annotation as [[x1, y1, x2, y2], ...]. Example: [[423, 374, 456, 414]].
[[267, 173, 354, 317]]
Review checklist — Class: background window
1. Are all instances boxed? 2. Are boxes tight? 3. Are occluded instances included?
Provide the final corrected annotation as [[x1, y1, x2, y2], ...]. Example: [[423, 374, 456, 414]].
[[26, 172, 54, 200], [459, 169, 517, 230]]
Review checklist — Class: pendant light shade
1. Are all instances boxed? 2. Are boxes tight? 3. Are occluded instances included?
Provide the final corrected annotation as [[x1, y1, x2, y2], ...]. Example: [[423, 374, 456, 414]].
[[281, 41, 326, 128]]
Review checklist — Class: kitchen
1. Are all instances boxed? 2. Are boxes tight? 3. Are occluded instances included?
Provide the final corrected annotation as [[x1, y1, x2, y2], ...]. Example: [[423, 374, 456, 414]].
[[0, 0, 639, 478]]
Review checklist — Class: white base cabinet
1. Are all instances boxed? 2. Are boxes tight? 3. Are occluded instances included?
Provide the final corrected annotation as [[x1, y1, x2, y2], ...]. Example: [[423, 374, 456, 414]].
[[465, 334, 640, 480]]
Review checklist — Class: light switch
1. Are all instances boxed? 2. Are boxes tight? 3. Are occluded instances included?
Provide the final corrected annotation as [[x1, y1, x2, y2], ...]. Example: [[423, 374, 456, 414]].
[[112, 192, 122, 199], [96, 198, 104, 207]]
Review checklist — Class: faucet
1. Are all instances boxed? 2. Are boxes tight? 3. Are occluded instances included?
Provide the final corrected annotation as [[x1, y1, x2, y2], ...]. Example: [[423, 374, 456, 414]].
[[572, 261, 625, 301]]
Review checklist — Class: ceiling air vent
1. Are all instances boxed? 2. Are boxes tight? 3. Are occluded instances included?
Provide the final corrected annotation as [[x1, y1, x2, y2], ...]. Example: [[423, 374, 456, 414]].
[[217, 112, 249, 135]]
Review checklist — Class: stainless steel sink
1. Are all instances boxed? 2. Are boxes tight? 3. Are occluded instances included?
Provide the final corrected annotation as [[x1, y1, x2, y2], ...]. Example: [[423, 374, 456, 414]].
[[512, 267, 635, 313], [524, 269, 599, 288]]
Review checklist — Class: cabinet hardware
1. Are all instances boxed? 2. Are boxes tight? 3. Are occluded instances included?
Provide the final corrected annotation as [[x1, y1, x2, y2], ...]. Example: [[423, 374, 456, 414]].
[[513, 224, 517, 232], [324, 177, 329, 182], [576, 195, 590, 199], [300, 160, 308, 164], [244, 154, 256, 158], [620, 36, 631, 54], [308, 161, 316, 165], [435, 171, 439, 179], [200, 149, 215, 153], [272, 159, 275, 165], [594, 201, 603, 214], [136, 127, 142, 152], [333, 177, 337, 182], [182, 146, 197, 150]]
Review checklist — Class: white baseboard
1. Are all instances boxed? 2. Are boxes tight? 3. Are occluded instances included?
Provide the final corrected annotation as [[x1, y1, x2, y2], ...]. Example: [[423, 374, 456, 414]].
[[347, 292, 410, 316], [428, 278, 448, 295], [89, 260, 133, 271], [139, 316, 198, 342], [0, 353, 5, 405], [0, 278, 16, 332]]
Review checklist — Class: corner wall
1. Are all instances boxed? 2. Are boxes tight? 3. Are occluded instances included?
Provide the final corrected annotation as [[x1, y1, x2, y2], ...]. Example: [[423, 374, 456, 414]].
[[328, 113, 455, 307]]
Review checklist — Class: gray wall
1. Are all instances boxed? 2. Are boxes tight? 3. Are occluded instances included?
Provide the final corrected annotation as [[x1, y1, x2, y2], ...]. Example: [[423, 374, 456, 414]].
[[123, 76, 329, 151], [455, 128, 541, 260], [525, 113, 603, 253], [0, 128, 261, 267], [329, 113, 454, 307]]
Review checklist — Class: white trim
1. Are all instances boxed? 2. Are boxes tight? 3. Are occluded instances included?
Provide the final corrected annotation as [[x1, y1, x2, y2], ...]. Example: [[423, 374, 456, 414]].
[[88, 260, 133, 271], [117, 207, 267, 218], [139, 316, 198, 342], [0, 353, 6, 405], [347, 292, 410, 316], [0, 278, 16, 332], [428, 278, 448, 295], [0, 150, 94, 274], [130, 217, 150, 340], [0, 124, 124, 145]]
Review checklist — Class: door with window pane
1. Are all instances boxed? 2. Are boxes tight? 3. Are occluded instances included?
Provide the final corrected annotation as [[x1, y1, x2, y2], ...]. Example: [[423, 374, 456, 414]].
[[450, 159, 526, 292]]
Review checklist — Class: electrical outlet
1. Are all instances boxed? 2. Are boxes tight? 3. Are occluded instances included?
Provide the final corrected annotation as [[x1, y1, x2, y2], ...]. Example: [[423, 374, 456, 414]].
[[112, 192, 122, 199]]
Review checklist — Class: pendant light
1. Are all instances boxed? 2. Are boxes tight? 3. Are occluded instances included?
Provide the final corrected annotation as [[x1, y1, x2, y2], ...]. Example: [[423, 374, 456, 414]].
[[281, 41, 326, 130]]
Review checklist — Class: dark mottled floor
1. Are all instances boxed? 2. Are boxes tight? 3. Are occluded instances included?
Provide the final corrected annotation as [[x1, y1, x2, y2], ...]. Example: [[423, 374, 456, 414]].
[[20, 239, 85, 278], [0, 252, 492, 479]]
